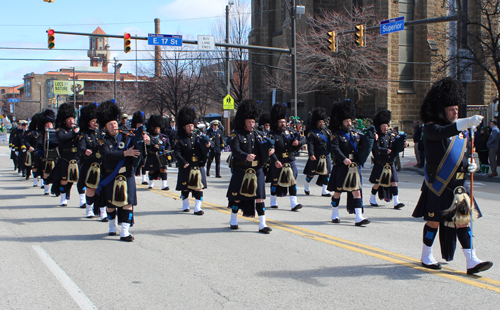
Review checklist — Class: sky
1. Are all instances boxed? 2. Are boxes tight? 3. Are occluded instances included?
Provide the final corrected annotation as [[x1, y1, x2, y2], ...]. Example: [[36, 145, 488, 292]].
[[0, 0, 249, 87]]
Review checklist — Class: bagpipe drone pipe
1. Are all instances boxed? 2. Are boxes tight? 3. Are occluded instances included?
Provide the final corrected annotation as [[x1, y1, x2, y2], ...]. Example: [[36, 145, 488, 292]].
[[120, 125, 147, 169], [356, 126, 376, 167]]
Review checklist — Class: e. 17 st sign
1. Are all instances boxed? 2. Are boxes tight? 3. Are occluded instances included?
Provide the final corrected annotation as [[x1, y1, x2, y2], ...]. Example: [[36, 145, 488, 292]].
[[380, 16, 405, 35], [148, 34, 183, 47]]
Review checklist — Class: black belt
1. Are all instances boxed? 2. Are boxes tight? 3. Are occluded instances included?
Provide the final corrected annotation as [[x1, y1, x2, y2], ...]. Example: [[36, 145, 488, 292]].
[[61, 147, 77, 153], [233, 160, 259, 168]]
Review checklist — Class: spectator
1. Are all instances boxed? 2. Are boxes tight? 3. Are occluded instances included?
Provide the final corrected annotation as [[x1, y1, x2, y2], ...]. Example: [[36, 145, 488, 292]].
[[476, 126, 490, 175], [487, 120, 499, 177], [413, 120, 422, 167]]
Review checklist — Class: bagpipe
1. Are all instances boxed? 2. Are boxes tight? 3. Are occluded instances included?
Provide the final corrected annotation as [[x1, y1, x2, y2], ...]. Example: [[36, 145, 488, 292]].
[[255, 129, 275, 162], [119, 125, 147, 169], [389, 129, 407, 154], [195, 129, 211, 158], [355, 126, 376, 167], [43, 128, 59, 161]]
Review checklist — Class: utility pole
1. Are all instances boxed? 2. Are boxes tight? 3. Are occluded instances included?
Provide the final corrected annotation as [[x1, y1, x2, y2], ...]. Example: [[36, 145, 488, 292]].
[[72, 67, 76, 111], [113, 58, 122, 101], [290, 0, 298, 117], [225, 1, 234, 135]]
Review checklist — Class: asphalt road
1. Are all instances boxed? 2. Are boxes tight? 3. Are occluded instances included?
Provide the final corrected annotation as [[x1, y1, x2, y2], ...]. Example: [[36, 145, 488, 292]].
[[1, 144, 499, 309]]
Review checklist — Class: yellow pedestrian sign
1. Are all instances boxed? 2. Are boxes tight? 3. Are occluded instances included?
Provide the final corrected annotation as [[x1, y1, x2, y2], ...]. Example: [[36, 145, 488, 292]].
[[223, 94, 234, 110]]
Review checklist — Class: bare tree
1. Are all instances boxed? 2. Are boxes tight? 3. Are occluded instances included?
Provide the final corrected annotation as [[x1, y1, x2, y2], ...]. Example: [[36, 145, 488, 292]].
[[433, 0, 500, 97], [265, 6, 388, 100]]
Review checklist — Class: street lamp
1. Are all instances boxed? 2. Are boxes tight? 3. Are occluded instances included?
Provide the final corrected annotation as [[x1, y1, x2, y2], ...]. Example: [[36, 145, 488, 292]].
[[226, 1, 234, 96], [113, 57, 122, 100]]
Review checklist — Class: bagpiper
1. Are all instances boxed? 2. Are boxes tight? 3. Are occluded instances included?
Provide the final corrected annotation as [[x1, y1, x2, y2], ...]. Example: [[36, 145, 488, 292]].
[[412, 77, 492, 273], [130, 111, 148, 185], [267, 102, 306, 210], [368, 110, 407, 209], [227, 99, 274, 233], [96, 100, 149, 241], [145, 114, 171, 190], [39, 109, 57, 195], [303, 108, 331, 196], [173, 107, 210, 215]]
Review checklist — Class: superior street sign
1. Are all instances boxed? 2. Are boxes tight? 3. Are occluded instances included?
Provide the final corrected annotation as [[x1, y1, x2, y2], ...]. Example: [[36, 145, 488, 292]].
[[148, 34, 183, 47], [380, 16, 405, 35]]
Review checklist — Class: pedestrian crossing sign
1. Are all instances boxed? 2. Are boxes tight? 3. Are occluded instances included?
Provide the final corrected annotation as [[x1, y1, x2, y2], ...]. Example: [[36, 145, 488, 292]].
[[223, 94, 234, 110]]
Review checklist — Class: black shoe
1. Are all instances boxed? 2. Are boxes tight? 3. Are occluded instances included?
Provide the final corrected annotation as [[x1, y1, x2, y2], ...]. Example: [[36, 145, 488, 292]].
[[355, 219, 370, 226], [162, 186, 170, 191], [61, 204, 68, 207], [259, 227, 272, 234], [332, 218, 340, 223], [206, 172, 210, 177], [270, 205, 278, 209], [370, 203, 379, 207], [467, 261, 493, 274], [321, 193, 332, 197], [148, 186, 153, 189], [25, 175, 30, 180], [216, 175, 222, 178], [44, 193, 50, 195], [141, 181, 148, 185], [120, 235, 135, 242], [80, 204, 86, 208], [108, 231, 117, 236], [183, 209, 190, 212], [87, 215, 95, 219], [230, 225, 239, 230], [194, 210, 204, 215], [421, 262, 442, 270], [291, 204, 303, 211], [41, 185, 44, 189], [394, 203, 405, 209], [304, 190, 310, 195], [101, 217, 109, 222]]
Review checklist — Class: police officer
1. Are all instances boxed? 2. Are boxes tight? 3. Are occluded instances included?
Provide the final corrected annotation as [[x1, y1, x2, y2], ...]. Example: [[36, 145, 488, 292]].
[[303, 108, 331, 196], [267, 103, 305, 211], [174, 107, 210, 215], [96, 100, 150, 241], [369, 110, 407, 209], [118, 113, 129, 131], [206, 120, 224, 178], [227, 99, 274, 233], [327, 100, 370, 226], [9, 121, 21, 172], [145, 114, 171, 190], [413, 77, 492, 274]]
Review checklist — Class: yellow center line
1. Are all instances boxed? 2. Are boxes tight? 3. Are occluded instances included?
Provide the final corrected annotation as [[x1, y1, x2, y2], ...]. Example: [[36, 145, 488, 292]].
[[140, 184, 500, 293]]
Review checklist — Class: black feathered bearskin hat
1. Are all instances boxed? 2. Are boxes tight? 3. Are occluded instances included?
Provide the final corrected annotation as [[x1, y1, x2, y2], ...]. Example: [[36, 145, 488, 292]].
[[233, 99, 261, 131], [270, 103, 288, 131], [420, 77, 464, 124], [258, 113, 270, 127], [147, 114, 164, 135], [328, 100, 356, 132], [38, 109, 55, 131], [78, 103, 98, 131], [372, 110, 391, 132], [96, 100, 121, 128], [29, 113, 42, 132], [55, 103, 76, 128], [310, 107, 327, 130], [131, 111, 145, 129], [177, 106, 196, 135]]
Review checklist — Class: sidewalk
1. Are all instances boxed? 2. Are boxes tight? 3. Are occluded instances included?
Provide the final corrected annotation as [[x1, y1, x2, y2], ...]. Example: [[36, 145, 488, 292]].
[[401, 142, 500, 183]]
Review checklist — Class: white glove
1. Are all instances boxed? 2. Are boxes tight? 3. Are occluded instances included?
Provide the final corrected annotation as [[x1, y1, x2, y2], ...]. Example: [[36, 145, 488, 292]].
[[455, 115, 484, 131], [468, 158, 477, 173]]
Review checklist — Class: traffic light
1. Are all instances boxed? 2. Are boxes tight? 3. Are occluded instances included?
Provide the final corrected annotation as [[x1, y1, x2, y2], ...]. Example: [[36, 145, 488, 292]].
[[124, 33, 131, 53], [355, 25, 364, 47], [327, 31, 336, 52], [47, 29, 55, 49], [44, 0, 55, 3]]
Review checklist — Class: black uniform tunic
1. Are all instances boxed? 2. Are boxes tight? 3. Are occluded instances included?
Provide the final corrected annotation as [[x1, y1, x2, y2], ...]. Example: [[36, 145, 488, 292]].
[[145, 134, 170, 172], [77, 129, 102, 190], [267, 129, 305, 195], [369, 132, 399, 184], [227, 130, 269, 201], [327, 130, 362, 193], [98, 131, 137, 207], [49, 126, 80, 181], [174, 132, 209, 191], [206, 128, 224, 175], [303, 128, 332, 180]]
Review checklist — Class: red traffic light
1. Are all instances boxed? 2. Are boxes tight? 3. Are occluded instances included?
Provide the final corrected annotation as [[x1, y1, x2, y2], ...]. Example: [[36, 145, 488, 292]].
[[124, 33, 131, 53], [124, 33, 131, 40], [47, 29, 55, 49], [47, 29, 55, 36]]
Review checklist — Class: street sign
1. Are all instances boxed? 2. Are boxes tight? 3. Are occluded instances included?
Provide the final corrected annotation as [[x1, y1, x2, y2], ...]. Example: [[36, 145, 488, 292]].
[[223, 94, 234, 110], [7, 98, 20, 103], [380, 16, 405, 35], [198, 35, 215, 51], [148, 34, 183, 47]]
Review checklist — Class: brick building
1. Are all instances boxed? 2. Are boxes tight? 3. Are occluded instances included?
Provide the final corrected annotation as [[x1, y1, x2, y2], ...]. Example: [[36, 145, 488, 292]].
[[249, 0, 497, 132]]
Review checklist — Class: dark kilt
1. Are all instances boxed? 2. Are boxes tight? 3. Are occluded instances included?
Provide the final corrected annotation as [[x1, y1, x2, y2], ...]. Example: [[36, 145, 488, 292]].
[[49, 152, 79, 182], [77, 159, 101, 191], [268, 161, 298, 197], [369, 162, 398, 184], [101, 172, 137, 208], [175, 165, 207, 191], [34, 154, 44, 177], [227, 167, 266, 201], [412, 180, 481, 222], [303, 155, 331, 176], [327, 163, 363, 193], [145, 154, 165, 171]]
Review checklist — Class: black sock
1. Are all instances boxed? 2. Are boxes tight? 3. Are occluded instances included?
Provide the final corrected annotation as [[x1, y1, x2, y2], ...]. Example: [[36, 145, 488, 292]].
[[331, 196, 340, 207], [391, 186, 398, 196], [457, 227, 472, 249], [256, 202, 265, 216], [423, 225, 438, 247], [86, 195, 94, 205], [371, 187, 377, 195]]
